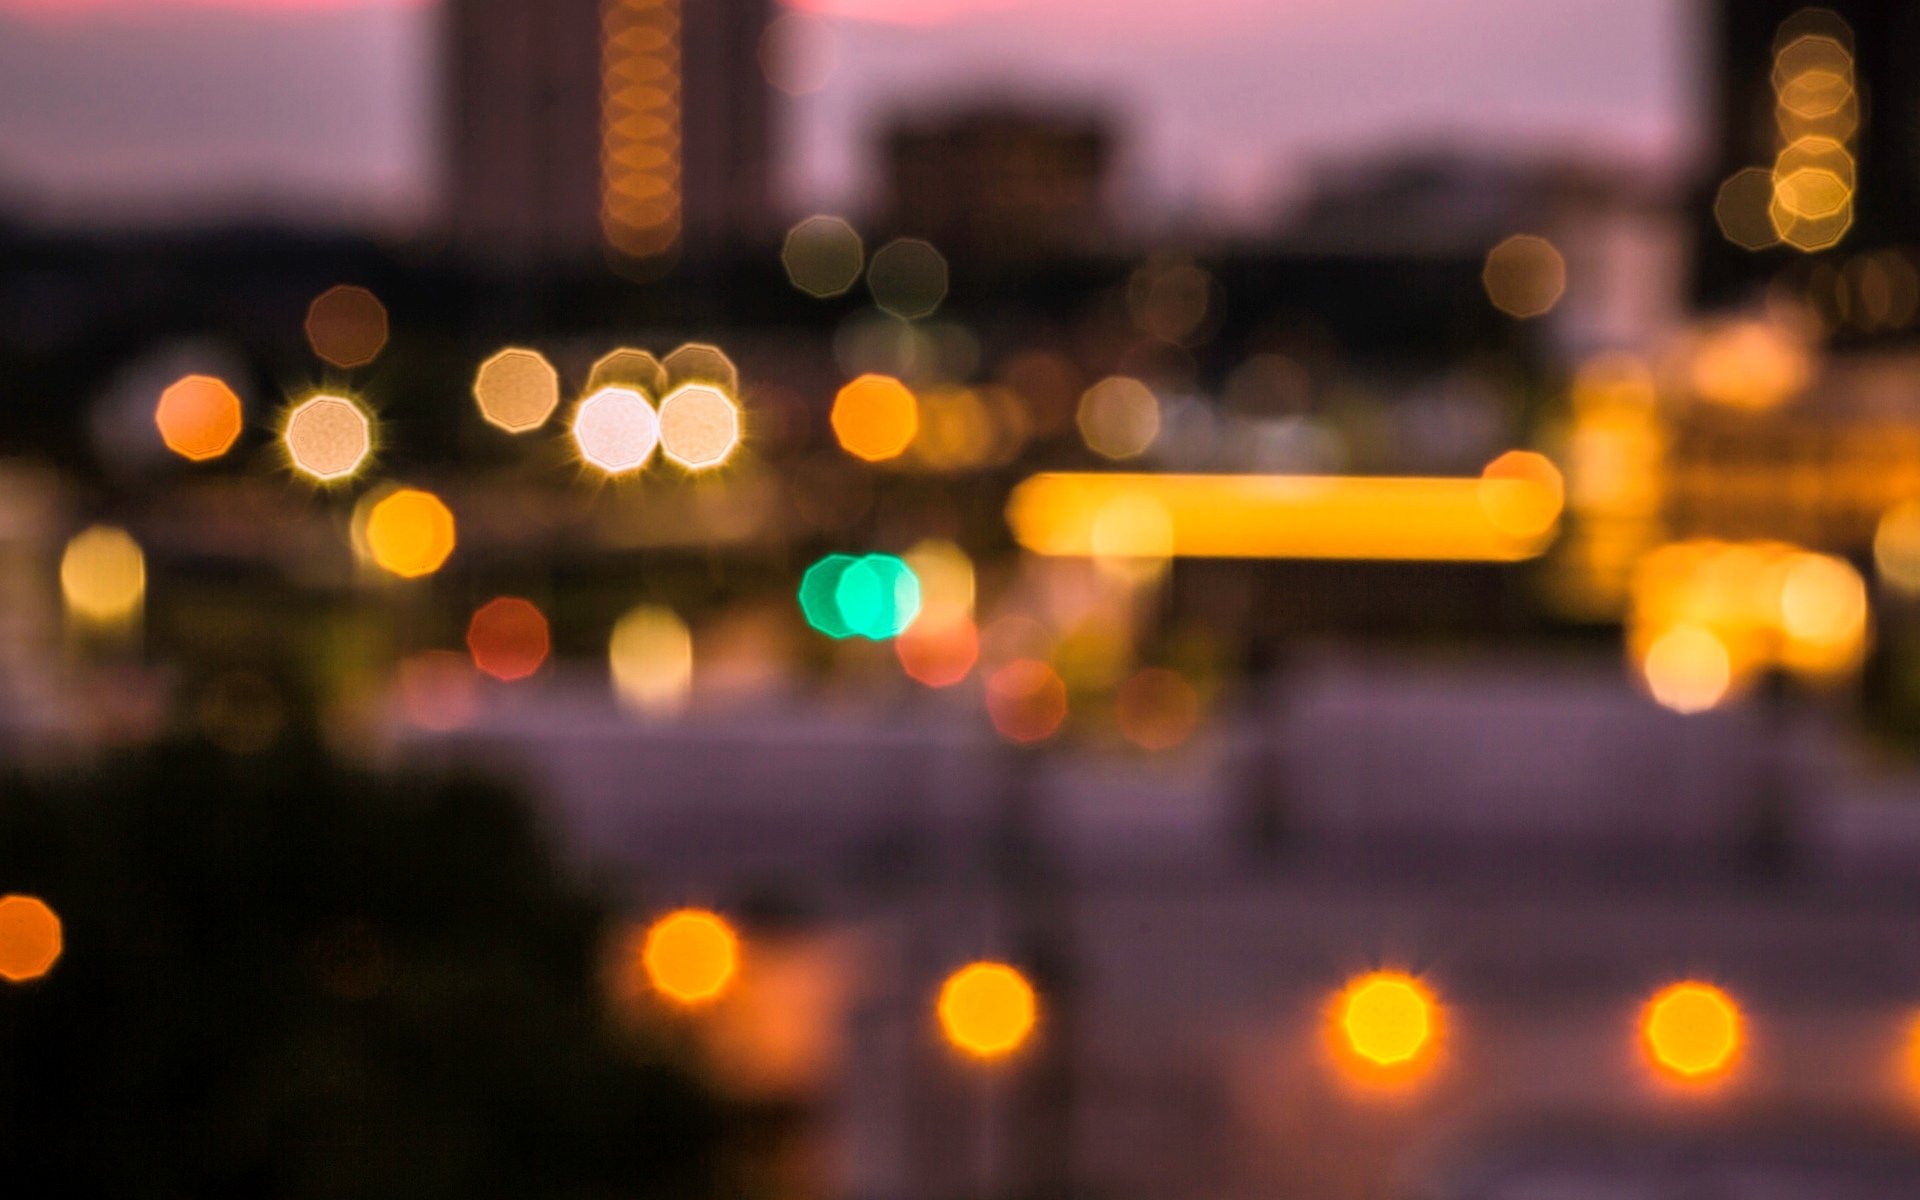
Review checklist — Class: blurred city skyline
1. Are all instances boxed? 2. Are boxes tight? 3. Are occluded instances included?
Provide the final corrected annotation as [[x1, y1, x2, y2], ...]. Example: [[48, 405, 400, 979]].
[[0, 0, 1694, 232]]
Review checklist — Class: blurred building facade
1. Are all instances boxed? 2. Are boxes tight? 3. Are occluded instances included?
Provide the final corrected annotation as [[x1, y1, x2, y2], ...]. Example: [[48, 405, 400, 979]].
[[880, 106, 1115, 262], [442, 0, 775, 266]]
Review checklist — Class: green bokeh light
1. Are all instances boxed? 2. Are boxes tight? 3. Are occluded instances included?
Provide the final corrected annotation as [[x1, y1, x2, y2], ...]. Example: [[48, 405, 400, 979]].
[[799, 553, 921, 641]]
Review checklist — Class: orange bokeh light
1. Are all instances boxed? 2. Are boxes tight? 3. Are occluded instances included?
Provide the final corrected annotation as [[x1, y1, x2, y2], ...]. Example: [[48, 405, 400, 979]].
[[937, 961, 1036, 1058], [364, 488, 457, 579], [0, 895, 63, 983], [155, 375, 244, 462], [466, 597, 552, 682], [1642, 981, 1742, 1083], [304, 284, 389, 369], [473, 348, 561, 433], [1331, 971, 1440, 1073], [986, 658, 1068, 743], [832, 374, 919, 462], [896, 615, 980, 688], [641, 908, 741, 1006], [1478, 450, 1566, 539]]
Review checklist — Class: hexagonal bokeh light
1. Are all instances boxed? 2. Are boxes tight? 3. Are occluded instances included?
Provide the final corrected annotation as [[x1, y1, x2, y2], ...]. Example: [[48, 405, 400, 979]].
[[799, 553, 920, 641], [283, 395, 373, 481], [1482, 234, 1567, 319], [364, 487, 457, 579], [573, 387, 660, 475], [474, 348, 561, 433], [867, 237, 948, 321], [657, 384, 742, 469], [0, 895, 62, 984], [154, 375, 244, 463], [304, 284, 389, 369], [782, 215, 864, 298]]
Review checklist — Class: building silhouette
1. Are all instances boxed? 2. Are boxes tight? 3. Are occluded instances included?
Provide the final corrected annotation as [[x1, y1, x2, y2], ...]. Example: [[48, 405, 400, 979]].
[[443, 0, 775, 266]]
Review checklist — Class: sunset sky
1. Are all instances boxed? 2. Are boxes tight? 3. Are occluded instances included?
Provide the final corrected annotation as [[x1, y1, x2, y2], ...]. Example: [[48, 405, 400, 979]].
[[0, 0, 1697, 231]]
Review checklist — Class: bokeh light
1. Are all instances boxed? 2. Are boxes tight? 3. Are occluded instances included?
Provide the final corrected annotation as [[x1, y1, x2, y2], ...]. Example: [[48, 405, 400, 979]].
[[1077, 376, 1160, 461], [1477, 451, 1566, 539], [937, 962, 1036, 1059], [1778, 552, 1867, 649], [304, 284, 389, 369], [867, 237, 949, 321], [1482, 234, 1567, 319], [1641, 623, 1733, 715], [154, 375, 243, 463], [1333, 971, 1438, 1070], [1642, 981, 1742, 1082], [1715, 167, 1782, 251], [0, 895, 63, 984], [397, 650, 480, 732], [1686, 320, 1810, 410], [1875, 501, 1920, 594], [610, 604, 693, 716], [573, 386, 661, 475], [783, 215, 864, 298], [61, 524, 146, 625], [657, 384, 742, 469], [798, 553, 921, 641], [364, 488, 457, 579], [1115, 668, 1202, 752], [473, 348, 561, 433], [601, 0, 682, 258], [832, 374, 920, 463], [589, 348, 668, 398], [903, 539, 975, 627], [662, 343, 740, 396], [758, 10, 837, 95], [642, 909, 740, 1006], [283, 395, 372, 482], [896, 615, 980, 688], [466, 597, 552, 682], [986, 659, 1068, 743]]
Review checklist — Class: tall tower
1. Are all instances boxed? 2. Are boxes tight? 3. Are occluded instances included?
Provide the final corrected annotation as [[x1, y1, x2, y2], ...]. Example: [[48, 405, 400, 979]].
[[444, 0, 775, 266]]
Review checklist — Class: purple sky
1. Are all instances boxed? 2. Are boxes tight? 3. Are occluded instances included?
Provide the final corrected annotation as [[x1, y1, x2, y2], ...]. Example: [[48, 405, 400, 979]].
[[0, 0, 1699, 231]]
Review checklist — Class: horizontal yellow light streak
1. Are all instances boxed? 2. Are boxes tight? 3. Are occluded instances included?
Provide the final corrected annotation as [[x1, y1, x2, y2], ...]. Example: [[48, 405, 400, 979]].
[[1007, 472, 1558, 562]]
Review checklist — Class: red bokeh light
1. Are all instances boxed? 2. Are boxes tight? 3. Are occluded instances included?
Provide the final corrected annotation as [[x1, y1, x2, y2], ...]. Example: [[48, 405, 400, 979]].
[[466, 597, 552, 683]]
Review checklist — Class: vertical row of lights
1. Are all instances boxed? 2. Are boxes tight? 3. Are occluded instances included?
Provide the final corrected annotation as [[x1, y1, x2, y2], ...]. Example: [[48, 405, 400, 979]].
[[1768, 15, 1856, 252], [601, 0, 683, 258]]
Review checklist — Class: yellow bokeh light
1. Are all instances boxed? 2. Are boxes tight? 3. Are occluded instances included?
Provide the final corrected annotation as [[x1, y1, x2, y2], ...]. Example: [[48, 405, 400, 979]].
[[657, 384, 741, 469], [1477, 450, 1565, 539], [1642, 981, 1742, 1082], [474, 348, 561, 433], [610, 604, 693, 716], [642, 908, 740, 1006], [304, 284, 389, 369], [573, 386, 660, 475], [1641, 624, 1732, 715], [1778, 552, 1867, 648], [1874, 501, 1920, 594], [1715, 167, 1782, 251], [0, 895, 63, 983], [1686, 321, 1810, 410], [1773, 166, 1851, 220], [364, 488, 457, 579], [937, 961, 1036, 1059], [1333, 971, 1439, 1070], [283, 395, 372, 481], [61, 524, 145, 624], [154, 375, 244, 463], [903, 539, 975, 628], [783, 215, 864, 298], [1077, 376, 1160, 461], [589, 348, 668, 397], [832, 374, 919, 462], [663, 343, 740, 396], [867, 237, 949, 321], [1482, 234, 1567, 319]]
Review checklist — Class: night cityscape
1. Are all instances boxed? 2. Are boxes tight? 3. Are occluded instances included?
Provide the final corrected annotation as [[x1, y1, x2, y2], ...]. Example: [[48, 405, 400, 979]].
[[3, 0, 1920, 1196]]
